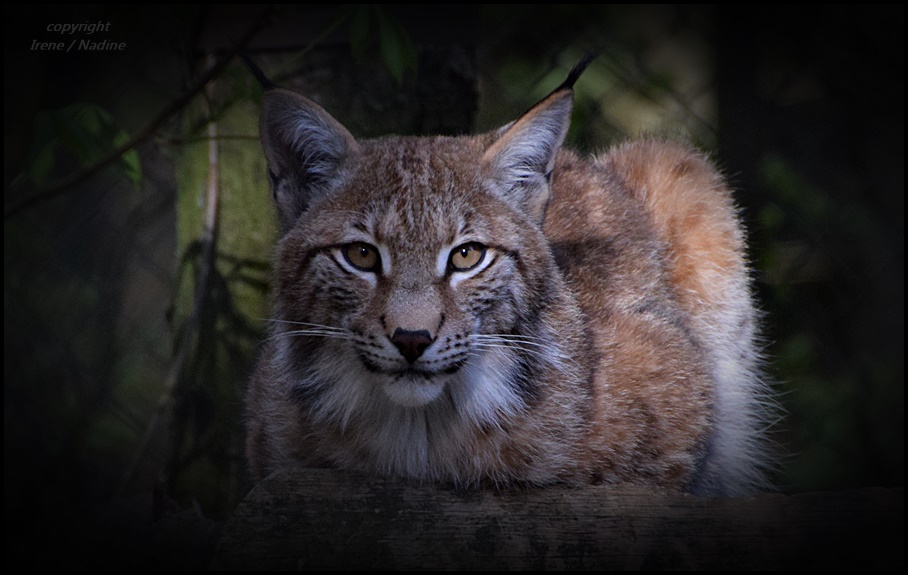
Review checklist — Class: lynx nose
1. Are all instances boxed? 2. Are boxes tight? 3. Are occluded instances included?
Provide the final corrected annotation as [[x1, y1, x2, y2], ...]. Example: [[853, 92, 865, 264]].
[[390, 328, 433, 364]]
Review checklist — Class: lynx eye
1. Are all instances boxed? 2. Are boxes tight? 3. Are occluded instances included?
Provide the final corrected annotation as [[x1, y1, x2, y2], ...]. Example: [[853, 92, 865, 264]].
[[449, 242, 486, 271], [342, 242, 380, 272]]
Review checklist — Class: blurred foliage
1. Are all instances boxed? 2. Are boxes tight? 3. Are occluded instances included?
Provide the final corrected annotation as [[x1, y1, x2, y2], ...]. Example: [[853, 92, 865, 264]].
[[349, 5, 418, 84], [16, 102, 141, 188], [3, 9, 902, 562]]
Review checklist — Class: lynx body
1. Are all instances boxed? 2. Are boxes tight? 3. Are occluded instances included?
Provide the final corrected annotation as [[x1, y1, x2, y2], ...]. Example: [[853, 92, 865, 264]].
[[245, 62, 773, 496]]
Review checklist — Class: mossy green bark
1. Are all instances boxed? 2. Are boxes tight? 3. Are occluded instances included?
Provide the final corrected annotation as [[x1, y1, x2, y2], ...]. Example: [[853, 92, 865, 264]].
[[172, 70, 274, 516]]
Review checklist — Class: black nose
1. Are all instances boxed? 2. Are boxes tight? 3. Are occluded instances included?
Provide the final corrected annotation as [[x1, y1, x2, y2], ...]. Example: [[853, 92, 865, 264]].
[[390, 329, 433, 364]]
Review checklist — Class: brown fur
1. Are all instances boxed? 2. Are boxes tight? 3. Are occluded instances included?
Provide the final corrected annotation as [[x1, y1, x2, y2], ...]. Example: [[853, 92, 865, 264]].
[[245, 69, 773, 495]]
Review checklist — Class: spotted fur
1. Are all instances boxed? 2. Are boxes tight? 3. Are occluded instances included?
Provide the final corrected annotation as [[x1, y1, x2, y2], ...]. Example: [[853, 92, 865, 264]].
[[245, 66, 776, 495]]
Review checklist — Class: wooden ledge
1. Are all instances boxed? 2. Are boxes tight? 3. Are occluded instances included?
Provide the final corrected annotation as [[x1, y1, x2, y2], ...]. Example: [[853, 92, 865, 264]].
[[210, 469, 903, 570]]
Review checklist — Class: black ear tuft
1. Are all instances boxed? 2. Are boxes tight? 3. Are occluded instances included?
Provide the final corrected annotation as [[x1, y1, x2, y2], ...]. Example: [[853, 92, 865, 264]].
[[554, 51, 600, 93]]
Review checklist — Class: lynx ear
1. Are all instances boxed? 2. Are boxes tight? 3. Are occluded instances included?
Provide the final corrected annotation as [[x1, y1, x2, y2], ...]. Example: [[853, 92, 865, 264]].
[[260, 89, 359, 231], [482, 54, 597, 225], [481, 88, 573, 225]]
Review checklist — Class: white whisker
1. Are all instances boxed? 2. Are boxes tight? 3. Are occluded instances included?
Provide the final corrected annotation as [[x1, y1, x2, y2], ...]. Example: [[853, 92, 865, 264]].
[[469, 333, 581, 371], [265, 319, 355, 343]]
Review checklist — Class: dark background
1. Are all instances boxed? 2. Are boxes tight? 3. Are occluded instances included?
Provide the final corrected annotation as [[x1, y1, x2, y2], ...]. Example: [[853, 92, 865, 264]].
[[4, 4, 903, 569]]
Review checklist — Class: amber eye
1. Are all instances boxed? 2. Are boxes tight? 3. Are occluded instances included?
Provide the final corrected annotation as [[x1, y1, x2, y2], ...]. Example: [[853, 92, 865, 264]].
[[449, 242, 486, 271], [342, 242, 380, 272]]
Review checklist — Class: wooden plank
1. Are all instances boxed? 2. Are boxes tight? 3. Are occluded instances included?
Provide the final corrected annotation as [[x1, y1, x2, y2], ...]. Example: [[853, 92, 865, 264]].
[[211, 469, 903, 570]]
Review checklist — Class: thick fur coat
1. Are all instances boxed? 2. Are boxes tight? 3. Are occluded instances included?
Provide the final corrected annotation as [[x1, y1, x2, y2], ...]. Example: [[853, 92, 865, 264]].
[[245, 60, 774, 496]]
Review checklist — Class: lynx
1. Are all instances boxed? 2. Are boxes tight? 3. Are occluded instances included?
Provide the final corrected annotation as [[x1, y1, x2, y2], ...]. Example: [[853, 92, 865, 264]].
[[245, 57, 774, 496]]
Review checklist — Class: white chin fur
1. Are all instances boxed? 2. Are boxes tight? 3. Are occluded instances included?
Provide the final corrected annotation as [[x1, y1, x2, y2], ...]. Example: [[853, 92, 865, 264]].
[[381, 376, 445, 407]]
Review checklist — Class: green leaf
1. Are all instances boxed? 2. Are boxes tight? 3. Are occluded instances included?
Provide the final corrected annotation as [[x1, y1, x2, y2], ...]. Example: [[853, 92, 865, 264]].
[[114, 129, 142, 185], [55, 104, 109, 165], [374, 9, 417, 84]]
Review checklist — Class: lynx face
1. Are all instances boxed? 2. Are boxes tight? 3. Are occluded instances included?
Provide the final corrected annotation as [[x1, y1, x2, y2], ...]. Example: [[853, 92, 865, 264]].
[[273, 138, 557, 412]]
